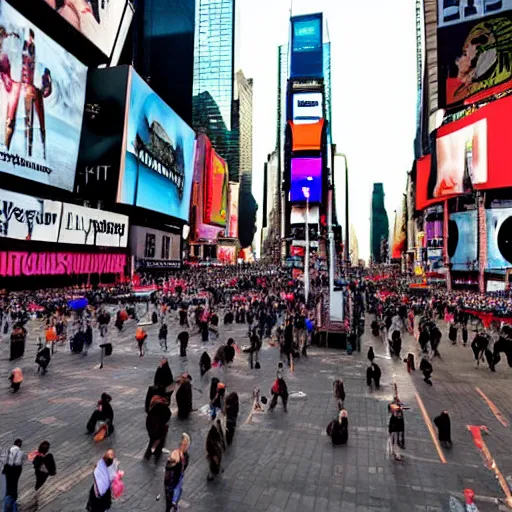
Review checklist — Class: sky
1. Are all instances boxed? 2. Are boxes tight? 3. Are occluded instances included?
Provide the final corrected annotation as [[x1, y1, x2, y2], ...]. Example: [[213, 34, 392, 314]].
[[237, 0, 418, 261]]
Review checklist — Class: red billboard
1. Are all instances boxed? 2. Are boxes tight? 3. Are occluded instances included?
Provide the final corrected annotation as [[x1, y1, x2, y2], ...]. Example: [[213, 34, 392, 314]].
[[204, 150, 228, 227], [416, 95, 512, 210]]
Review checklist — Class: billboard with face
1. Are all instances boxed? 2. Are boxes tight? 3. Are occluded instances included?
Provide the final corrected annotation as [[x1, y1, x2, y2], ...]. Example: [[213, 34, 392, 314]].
[[0, 0, 87, 190], [40, 0, 133, 61], [118, 68, 196, 221]]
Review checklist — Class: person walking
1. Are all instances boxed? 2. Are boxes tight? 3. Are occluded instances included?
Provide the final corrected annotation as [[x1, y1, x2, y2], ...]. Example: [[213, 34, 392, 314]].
[[135, 327, 147, 358], [86, 449, 118, 512], [420, 357, 433, 385], [8, 367, 23, 393], [164, 433, 191, 512], [31, 441, 56, 491], [177, 331, 189, 358], [159, 323, 168, 351], [249, 333, 261, 370], [434, 410, 452, 449], [269, 362, 288, 412], [2, 439, 24, 512]]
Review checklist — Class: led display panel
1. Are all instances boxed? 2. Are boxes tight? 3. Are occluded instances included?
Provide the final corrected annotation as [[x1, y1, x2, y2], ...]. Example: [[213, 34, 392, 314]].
[[290, 157, 322, 203], [289, 119, 324, 151]]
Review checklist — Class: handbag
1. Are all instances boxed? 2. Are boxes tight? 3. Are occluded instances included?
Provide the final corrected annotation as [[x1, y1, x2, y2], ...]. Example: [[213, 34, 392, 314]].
[[111, 471, 125, 499], [93, 424, 108, 442]]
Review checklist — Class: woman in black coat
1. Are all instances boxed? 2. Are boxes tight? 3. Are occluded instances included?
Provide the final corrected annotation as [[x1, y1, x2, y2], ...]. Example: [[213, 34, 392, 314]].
[[176, 373, 193, 420], [33, 440, 56, 491]]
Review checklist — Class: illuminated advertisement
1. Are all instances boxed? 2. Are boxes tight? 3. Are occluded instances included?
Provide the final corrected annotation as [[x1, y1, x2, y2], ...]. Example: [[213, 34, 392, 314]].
[[438, 0, 512, 28], [0, 188, 128, 247], [290, 157, 322, 203], [438, 13, 512, 108], [432, 119, 487, 198], [290, 205, 319, 224], [118, 68, 195, 221], [0, 0, 87, 191], [486, 208, 512, 269], [417, 95, 512, 210], [40, 0, 134, 61], [448, 211, 477, 271], [203, 150, 228, 227], [218, 245, 236, 265], [227, 181, 239, 238], [293, 92, 323, 124], [0, 251, 126, 276], [289, 119, 324, 151], [290, 13, 323, 78]]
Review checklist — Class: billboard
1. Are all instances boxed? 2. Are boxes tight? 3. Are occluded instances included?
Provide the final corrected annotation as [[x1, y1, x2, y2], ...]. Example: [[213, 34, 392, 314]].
[[289, 119, 324, 151], [75, 66, 130, 200], [417, 95, 512, 210], [40, 0, 133, 61], [218, 245, 236, 265], [290, 205, 320, 224], [438, 14, 512, 108], [448, 211, 477, 271], [227, 181, 239, 238], [0, 188, 128, 247], [432, 118, 488, 198], [203, 150, 228, 227], [290, 157, 322, 203], [438, 0, 512, 28], [0, 0, 87, 191], [118, 69, 195, 221], [293, 92, 323, 124], [290, 13, 323, 79], [0, 251, 126, 276], [487, 208, 512, 269]]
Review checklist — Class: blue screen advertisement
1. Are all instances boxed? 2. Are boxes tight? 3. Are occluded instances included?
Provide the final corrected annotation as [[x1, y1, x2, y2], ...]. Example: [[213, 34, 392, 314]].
[[118, 69, 195, 221], [0, 0, 87, 191], [290, 13, 323, 79]]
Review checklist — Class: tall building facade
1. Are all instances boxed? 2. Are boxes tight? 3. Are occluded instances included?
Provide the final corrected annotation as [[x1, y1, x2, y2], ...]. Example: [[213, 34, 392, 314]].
[[261, 151, 280, 262], [370, 183, 389, 264], [131, 0, 196, 125], [192, 0, 239, 181], [236, 69, 253, 192]]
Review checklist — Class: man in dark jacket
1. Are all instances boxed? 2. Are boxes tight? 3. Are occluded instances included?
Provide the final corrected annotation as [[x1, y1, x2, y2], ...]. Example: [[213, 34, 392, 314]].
[[434, 410, 452, 448]]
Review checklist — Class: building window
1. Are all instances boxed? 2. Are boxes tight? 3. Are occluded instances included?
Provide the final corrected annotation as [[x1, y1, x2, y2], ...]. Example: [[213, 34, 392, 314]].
[[161, 235, 170, 260], [144, 233, 156, 258]]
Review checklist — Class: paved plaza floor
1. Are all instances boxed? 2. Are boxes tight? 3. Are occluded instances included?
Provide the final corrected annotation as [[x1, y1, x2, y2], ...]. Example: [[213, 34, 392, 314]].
[[1, 308, 512, 511]]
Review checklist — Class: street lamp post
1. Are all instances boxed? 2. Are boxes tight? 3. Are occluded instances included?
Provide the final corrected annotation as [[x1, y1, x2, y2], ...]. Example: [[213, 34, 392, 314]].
[[302, 186, 310, 303]]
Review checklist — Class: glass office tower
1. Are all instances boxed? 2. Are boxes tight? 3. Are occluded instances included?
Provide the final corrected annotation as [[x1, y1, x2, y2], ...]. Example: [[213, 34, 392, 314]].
[[192, 0, 239, 181]]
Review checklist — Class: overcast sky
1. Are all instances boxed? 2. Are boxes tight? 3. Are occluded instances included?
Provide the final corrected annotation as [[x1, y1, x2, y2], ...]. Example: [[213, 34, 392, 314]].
[[238, 0, 417, 260]]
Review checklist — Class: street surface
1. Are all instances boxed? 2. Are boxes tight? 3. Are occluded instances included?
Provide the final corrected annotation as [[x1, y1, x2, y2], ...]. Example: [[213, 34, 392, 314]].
[[1, 308, 512, 511]]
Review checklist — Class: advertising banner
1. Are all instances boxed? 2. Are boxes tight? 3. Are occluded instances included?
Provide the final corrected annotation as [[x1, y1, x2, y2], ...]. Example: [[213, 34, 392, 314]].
[[0, 188, 128, 247], [438, 0, 512, 28], [293, 92, 323, 124], [290, 157, 322, 203], [203, 150, 228, 227], [449, 211, 478, 271], [290, 13, 323, 79], [289, 120, 324, 151], [0, 0, 87, 191], [486, 208, 512, 269], [58, 203, 128, 247], [0, 188, 60, 241], [227, 181, 239, 238], [438, 13, 512, 108], [40, 0, 133, 60], [75, 66, 130, 200], [290, 205, 320, 224], [0, 251, 126, 276], [118, 68, 195, 221]]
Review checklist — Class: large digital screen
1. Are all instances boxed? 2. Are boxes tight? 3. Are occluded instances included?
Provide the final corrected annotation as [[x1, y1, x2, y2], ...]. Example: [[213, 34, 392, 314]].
[[40, 0, 133, 60], [118, 68, 195, 221], [203, 150, 228, 227], [0, 0, 87, 191], [432, 118, 488, 198], [290, 157, 322, 203], [486, 208, 512, 269], [417, 94, 512, 210], [438, 0, 512, 28], [227, 181, 239, 238], [438, 13, 512, 108], [289, 119, 324, 151], [293, 92, 323, 124], [290, 13, 323, 79], [448, 211, 477, 271]]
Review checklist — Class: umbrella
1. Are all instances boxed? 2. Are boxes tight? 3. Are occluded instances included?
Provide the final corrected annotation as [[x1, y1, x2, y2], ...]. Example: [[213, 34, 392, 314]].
[[68, 298, 89, 311]]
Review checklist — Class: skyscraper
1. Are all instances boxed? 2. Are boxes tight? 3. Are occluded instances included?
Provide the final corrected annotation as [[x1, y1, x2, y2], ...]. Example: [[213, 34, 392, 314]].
[[236, 69, 253, 193], [131, 0, 196, 125], [192, 0, 239, 180], [370, 183, 389, 264]]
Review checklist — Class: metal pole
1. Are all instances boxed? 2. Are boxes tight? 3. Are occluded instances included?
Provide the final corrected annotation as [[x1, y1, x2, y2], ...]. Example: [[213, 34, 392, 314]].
[[305, 195, 310, 302], [344, 156, 350, 273]]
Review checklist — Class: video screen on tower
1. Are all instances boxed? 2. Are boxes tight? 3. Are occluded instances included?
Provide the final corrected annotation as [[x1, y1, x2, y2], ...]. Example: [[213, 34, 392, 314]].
[[0, 0, 87, 191], [290, 157, 322, 203]]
